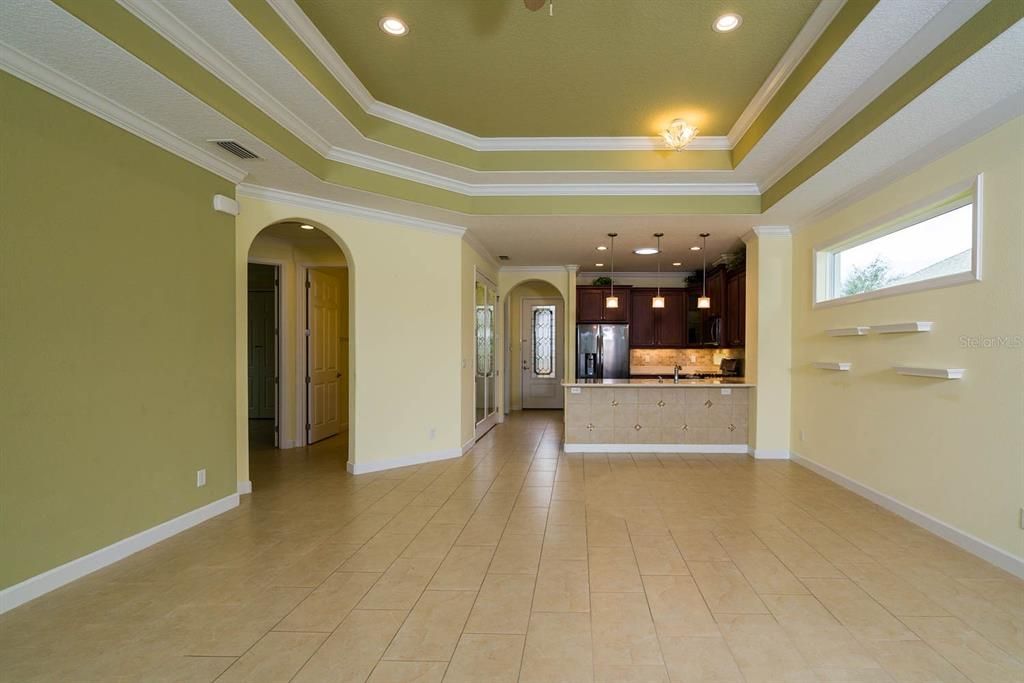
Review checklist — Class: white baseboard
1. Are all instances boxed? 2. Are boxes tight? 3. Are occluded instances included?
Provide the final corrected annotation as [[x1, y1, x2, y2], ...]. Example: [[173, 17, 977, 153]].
[[0, 493, 240, 614], [462, 437, 476, 454], [347, 447, 462, 474], [564, 443, 749, 454], [791, 452, 1024, 579], [237, 480, 253, 495], [753, 448, 792, 460]]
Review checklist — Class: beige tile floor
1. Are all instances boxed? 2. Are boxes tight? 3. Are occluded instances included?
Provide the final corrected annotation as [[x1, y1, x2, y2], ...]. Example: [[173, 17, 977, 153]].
[[1, 411, 1022, 682]]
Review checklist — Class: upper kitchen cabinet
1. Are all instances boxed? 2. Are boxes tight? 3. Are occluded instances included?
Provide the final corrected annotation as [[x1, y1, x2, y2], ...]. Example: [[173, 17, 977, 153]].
[[629, 289, 684, 348], [707, 268, 726, 318], [576, 285, 630, 323], [725, 269, 746, 347]]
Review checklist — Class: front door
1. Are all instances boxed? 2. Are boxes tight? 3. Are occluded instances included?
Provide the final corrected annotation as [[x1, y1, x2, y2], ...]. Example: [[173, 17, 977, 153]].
[[307, 269, 341, 443], [521, 297, 563, 409]]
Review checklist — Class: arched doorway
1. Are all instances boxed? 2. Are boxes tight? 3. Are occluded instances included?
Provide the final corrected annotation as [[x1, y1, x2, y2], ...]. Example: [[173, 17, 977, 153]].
[[245, 220, 352, 482], [504, 279, 566, 411]]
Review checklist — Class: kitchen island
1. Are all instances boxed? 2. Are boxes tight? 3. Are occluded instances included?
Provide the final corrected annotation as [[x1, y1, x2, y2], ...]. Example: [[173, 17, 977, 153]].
[[563, 379, 754, 452]]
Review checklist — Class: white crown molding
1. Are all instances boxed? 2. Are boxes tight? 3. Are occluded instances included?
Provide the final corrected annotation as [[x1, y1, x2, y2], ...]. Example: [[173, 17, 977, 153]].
[[499, 265, 574, 273], [461, 229, 501, 270], [577, 271, 696, 281], [117, 0, 333, 156], [743, 226, 792, 242], [265, 0, 816, 153], [237, 184, 467, 237], [0, 42, 247, 184], [725, 0, 846, 146]]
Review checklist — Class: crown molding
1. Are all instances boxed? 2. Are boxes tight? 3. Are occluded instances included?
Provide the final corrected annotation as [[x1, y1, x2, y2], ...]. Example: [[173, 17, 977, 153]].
[[500, 265, 574, 273], [742, 226, 792, 243], [330, 148, 759, 196], [265, 0, 825, 153], [237, 184, 467, 237], [0, 42, 247, 184], [725, 0, 846, 146], [564, 265, 580, 272], [461, 229, 501, 270], [578, 271, 697, 280], [117, 0, 333, 156]]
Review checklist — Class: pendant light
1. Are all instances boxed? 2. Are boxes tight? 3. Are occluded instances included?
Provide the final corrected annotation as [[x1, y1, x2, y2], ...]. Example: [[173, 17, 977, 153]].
[[697, 232, 711, 309], [605, 233, 619, 309], [652, 233, 665, 308]]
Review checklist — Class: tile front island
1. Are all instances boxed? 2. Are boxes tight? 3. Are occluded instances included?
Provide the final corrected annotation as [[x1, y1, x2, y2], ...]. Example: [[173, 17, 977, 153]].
[[563, 379, 754, 452]]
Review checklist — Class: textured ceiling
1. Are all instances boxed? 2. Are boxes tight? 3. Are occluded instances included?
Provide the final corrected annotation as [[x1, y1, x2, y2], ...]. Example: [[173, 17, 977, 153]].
[[295, 0, 821, 137]]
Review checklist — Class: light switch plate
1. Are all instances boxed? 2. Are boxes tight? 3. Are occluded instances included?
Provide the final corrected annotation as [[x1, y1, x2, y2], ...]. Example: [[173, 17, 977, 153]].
[[570, 387, 582, 394], [720, 388, 731, 395]]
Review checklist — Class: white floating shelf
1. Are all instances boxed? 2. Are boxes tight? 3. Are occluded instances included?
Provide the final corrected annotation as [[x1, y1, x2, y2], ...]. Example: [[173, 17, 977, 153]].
[[814, 362, 852, 371], [875, 321, 933, 334], [893, 366, 964, 379], [827, 327, 870, 337]]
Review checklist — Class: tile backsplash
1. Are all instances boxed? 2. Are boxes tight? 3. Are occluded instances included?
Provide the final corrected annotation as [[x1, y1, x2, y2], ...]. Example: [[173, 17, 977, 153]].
[[630, 347, 744, 371]]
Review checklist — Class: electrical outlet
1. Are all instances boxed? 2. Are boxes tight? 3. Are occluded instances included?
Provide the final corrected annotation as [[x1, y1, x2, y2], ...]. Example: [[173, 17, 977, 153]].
[[429, 428, 436, 440], [196, 469, 206, 488], [720, 388, 731, 395], [1020, 507, 1024, 530], [800, 429, 806, 443]]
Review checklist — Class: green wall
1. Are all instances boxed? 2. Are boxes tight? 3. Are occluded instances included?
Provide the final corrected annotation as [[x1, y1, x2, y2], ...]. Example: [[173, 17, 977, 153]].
[[0, 74, 236, 589]]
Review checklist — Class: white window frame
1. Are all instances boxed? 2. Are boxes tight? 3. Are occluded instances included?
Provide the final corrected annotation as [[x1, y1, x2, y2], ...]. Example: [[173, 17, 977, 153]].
[[812, 174, 983, 308]]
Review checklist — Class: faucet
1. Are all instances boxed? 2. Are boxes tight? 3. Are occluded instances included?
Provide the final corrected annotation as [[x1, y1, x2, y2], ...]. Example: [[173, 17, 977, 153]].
[[673, 365, 681, 383]]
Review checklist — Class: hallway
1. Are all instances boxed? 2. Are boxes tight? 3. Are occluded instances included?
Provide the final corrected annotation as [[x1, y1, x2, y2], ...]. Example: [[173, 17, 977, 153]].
[[1, 412, 1021, 682]]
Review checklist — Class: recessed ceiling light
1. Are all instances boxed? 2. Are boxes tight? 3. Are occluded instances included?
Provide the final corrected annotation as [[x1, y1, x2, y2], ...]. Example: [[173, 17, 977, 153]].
[[379, 16, 409, 36], [595, 263, 604, 267], [672, 262, 682, 266], [713, 13, 742, 32], [690, 245, 702, 251], [299, 224, 315, 230], [596, 245, 608, 251], [634, 247, 659, 255]]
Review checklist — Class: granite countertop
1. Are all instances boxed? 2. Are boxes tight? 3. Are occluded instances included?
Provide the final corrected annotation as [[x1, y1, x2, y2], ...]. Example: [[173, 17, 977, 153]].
[[563, 378, 754, 387]]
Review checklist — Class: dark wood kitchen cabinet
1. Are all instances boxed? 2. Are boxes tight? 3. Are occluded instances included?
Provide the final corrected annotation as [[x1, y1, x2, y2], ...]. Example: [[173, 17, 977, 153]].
[[629, 289, 684, 347], [576, 286, 630, 323], [725, 270, 746, 346], [707, 268, 726, 318]]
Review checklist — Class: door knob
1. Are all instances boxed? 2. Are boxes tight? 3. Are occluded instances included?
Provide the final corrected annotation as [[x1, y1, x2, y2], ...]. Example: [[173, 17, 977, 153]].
[[336, 372, 342, 378]]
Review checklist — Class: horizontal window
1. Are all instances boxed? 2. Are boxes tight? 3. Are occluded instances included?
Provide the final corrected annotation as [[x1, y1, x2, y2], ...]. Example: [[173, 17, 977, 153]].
[[814, 176, 982, 306]]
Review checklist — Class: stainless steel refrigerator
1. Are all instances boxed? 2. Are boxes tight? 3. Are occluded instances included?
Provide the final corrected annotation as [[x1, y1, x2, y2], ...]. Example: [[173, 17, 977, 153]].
[[577, 324, 630, 380]]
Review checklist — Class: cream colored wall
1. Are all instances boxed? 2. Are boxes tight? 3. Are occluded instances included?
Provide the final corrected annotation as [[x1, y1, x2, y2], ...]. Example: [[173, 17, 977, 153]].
[[746, 230, 793, 458], [790, 117, 1024, 560], [236, 197, 463, 481], [461, 240, 499, 446], [507, 281, 563, 411]]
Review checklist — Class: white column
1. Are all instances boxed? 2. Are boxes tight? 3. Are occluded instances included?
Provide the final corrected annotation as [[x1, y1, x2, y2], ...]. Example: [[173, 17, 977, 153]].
[[742, 227, 792, 459]]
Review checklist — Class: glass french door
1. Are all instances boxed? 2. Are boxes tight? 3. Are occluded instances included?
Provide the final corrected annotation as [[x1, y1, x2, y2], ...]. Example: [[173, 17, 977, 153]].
[[475, 275, 499, 438]]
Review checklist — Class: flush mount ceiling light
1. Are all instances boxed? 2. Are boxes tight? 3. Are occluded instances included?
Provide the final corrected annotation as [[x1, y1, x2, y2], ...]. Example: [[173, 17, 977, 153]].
[[672, 261, 682, 267], [606, 233, 619, 309], [690, 245, 702, 251], [378, 16, 409, 36], [299, 224, 315, 230], [596, 245, 608, 251], [634, 247, 659, 255], [595, 262, 604, 267], [698, 233, 711, 309], [662, 119, 699, 151], [713, 13, 743, 32], [652, 233, 666, 309]]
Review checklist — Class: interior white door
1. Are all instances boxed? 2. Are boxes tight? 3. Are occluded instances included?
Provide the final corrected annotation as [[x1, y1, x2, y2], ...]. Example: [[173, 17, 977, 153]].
[[521, 297, 563, 409], [307, 269, 341, 443]]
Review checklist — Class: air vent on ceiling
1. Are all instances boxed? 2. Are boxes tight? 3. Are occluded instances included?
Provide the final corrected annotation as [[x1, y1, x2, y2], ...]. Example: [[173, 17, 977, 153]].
[[498, 255, 510, 261], [210, 140, 259, 159]]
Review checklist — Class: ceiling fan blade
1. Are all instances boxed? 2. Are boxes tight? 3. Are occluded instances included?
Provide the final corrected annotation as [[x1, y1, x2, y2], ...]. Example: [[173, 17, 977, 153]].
[[523, 0, 546, 11]]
